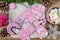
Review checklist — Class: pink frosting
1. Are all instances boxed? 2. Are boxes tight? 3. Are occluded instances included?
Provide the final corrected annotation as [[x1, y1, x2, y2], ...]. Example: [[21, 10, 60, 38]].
[[0, 12, 8, 27]]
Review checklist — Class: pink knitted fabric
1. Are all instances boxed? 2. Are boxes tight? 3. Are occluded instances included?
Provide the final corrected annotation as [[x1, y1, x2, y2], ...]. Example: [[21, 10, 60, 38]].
[[0, 12, 8, 27], [19, 29, 30, 40]]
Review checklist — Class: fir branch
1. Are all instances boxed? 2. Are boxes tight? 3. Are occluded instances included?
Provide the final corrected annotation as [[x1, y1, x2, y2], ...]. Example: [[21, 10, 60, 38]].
[[17, 0, 23, 3], [0, 0, 42, 5], [6, 0, 16, 3], [34, 0, 42, 3], [26, 0, 34, 5]]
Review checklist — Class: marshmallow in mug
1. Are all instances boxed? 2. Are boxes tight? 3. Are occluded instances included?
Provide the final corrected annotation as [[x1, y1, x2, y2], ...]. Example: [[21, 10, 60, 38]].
[[47, 7, 60, 24]]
